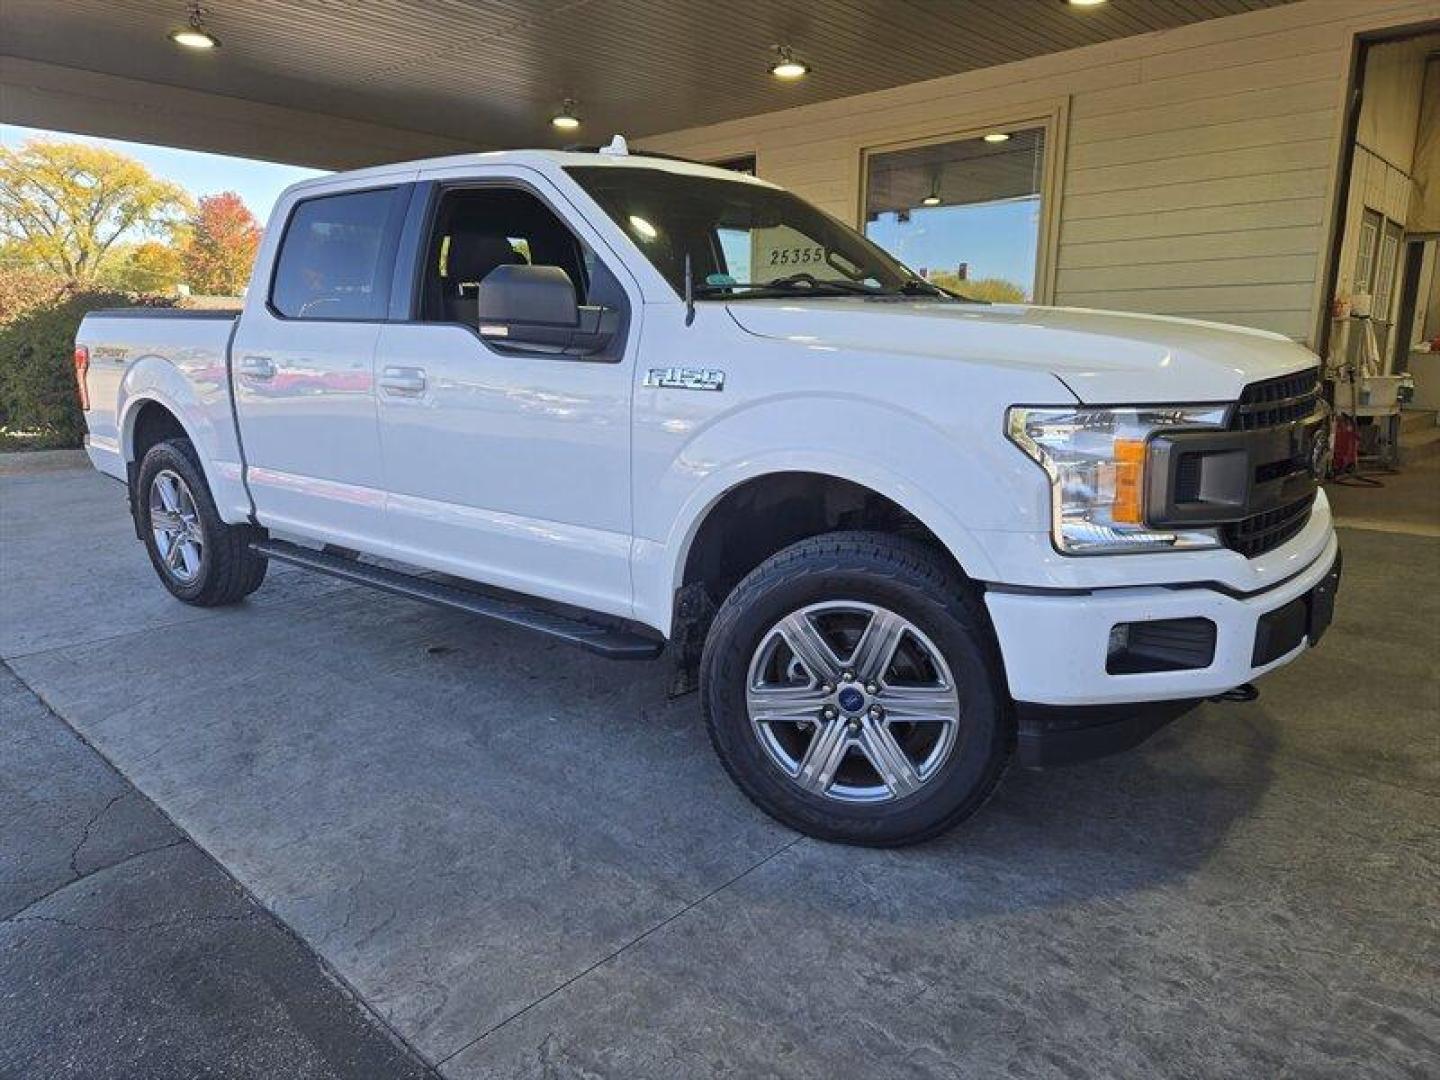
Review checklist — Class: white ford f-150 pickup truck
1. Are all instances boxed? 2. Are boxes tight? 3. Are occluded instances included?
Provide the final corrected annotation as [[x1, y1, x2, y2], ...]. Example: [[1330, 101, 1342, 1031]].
[[76, 141, 1340, 845]]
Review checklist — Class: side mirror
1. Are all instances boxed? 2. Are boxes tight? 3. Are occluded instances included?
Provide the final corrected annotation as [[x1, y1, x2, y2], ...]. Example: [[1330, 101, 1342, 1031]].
[[475, 264, 618, 356]]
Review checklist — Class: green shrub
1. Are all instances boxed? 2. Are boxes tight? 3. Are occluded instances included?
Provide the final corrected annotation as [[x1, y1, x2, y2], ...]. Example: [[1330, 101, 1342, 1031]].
[[0, 277, 174, 449]]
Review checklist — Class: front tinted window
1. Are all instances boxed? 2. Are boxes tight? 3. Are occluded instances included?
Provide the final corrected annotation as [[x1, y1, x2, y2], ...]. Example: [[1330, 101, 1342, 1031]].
[[271, 188, 401, 319], [566, 167, 918, 299]]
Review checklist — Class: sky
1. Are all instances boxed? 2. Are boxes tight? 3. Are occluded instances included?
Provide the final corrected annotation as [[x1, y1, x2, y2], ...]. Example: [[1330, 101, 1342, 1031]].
[[1, 124, 327, 226]]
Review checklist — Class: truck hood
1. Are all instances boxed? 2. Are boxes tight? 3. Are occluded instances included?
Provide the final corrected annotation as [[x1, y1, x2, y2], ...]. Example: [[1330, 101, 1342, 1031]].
[[725, 299, 1318, 404]]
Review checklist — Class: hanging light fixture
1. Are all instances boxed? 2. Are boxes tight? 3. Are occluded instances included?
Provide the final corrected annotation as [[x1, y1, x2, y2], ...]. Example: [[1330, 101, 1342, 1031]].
[[769, 46, 810, 80], [921, 172, 942, 207], [170, 2, 220, 49], [551, 99, 581, 131]]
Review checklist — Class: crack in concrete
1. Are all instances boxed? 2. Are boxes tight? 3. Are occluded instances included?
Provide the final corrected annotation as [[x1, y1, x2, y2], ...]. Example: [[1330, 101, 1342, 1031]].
[[69, 790, 127, 877], [1, 659, 442, 1076], [434, 834, 804, 1067], [2, 838, 188, 923]]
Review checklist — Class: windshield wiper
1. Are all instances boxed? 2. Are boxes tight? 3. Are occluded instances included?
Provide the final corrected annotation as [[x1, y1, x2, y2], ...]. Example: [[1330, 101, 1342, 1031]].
[[878, 278, 985, 303], [696, 273, 883, 300]]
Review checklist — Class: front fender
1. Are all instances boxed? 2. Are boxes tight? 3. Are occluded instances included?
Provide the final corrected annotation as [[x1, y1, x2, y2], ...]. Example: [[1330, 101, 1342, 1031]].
[[631, 391, 1030, 634]]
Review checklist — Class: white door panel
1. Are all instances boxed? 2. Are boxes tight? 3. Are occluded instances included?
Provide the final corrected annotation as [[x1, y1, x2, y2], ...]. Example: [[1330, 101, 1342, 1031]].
[[231, 313, 386, 546], [375, 322, 633, 617]]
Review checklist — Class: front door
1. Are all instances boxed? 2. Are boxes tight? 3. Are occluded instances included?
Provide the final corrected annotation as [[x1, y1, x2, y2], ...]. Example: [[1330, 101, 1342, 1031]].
[[232, 183, 410, 548], [373, 172, 638, 619]]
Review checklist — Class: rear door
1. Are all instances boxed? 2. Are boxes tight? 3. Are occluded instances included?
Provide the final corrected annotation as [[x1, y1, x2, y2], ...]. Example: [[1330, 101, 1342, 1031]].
[[372, 168, 640, 620], [232, 181, 411, 548]]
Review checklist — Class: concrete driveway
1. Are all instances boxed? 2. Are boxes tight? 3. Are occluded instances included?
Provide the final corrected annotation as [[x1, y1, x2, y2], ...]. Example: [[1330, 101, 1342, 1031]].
[[3, 454, 1437, 1078]]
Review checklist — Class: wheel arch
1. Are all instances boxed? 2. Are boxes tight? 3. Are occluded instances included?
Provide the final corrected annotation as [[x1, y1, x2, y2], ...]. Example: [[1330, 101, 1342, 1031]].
[[123, 396, 192, 465], [116, 352, 250, 524], [654, 460, 1000, 640]]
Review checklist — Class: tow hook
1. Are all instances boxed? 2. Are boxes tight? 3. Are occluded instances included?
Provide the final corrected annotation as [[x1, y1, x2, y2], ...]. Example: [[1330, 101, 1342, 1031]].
[[1209, 683, 1259, 703]]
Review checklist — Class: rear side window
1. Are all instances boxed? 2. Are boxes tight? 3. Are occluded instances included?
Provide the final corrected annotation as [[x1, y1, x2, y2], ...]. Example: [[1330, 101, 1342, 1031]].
[[271, 187, 407, 320]]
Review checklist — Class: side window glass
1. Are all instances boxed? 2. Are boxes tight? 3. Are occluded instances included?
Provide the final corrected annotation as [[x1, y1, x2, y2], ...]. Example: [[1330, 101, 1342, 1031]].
[[424, 188, 600, 324], [272, 188, 398, 320]]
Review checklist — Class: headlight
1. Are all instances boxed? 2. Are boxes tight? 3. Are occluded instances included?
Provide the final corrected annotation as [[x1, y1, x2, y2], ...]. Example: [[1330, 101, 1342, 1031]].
[[1007, 405, 1228, 554]]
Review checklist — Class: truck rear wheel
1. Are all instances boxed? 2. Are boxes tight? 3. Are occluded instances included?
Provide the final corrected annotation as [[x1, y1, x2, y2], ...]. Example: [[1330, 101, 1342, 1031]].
[[700, 532, 1011, 846], [136, 438, 267, 606]]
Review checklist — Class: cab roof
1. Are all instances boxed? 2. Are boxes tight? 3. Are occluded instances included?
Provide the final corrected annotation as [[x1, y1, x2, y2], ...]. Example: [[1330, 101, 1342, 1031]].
[[282, 147, 777, 197]]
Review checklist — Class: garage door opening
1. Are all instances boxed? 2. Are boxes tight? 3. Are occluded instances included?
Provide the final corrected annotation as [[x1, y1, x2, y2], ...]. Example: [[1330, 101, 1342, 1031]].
[[1320, 25, 1440, 482]]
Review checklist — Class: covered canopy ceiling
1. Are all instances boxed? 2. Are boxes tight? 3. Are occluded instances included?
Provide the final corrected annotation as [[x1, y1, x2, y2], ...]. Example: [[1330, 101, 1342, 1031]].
[[2, 0, 1296, 167]]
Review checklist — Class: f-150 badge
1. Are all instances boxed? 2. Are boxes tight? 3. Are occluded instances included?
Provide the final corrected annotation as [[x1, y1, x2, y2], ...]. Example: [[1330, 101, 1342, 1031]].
[[643, 367, 725, 392]]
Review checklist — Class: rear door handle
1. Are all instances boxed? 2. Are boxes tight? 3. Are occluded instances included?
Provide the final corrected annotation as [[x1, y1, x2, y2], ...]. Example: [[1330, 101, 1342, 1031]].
[[238, 355, 275, 380], [380, 366, 427, 396]]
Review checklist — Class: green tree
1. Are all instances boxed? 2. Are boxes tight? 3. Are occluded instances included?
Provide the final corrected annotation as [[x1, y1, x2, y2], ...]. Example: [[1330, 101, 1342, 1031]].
[[929, 273, 1028, 304], [182, 192, 261, 296], [0, 139, 191, 282], [101, 240, 187, 294]]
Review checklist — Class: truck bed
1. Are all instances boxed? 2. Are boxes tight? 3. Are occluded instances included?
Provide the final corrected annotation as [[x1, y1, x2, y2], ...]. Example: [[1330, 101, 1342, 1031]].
[[76, 308, 245, 517]]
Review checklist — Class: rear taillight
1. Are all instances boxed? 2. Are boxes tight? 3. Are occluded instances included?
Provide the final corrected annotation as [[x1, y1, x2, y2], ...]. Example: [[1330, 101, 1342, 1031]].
[[73, 345, 90, 411]]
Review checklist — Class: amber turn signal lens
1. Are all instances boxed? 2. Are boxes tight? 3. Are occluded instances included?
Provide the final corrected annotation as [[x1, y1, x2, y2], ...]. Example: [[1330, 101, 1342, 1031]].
[[1111, 437, 1146, 524]]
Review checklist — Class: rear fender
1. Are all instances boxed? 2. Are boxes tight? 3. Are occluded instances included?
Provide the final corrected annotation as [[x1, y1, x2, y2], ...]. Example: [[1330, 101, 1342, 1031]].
[[118, 354, 249, 523]]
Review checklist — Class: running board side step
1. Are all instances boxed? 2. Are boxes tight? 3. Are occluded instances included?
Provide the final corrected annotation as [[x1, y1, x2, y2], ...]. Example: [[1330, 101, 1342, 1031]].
[[250, 539, 664, 660]]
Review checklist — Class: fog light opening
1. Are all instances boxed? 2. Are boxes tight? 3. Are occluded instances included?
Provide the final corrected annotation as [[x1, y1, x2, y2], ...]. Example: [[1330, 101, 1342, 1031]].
[[1106, 617, 1216, 675]]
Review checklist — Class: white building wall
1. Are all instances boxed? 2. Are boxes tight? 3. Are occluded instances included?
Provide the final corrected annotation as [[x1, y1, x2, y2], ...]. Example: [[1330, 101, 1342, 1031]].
[[641, 0, 1440, 347]]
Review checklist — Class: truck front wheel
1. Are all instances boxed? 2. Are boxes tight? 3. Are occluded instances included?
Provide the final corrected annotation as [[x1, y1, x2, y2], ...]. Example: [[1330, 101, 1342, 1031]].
[[700, 532, 1011, 846], [136, 438, 267, 606]]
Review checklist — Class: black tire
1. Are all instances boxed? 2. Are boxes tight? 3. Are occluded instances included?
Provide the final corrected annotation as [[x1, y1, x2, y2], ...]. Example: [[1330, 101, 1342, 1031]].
[[136, 438, 268, 606], [700, 531, 1012, 847]]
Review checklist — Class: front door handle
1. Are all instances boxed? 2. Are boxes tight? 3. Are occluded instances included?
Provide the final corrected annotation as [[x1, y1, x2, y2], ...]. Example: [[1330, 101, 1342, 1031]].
[[238, 355, 275, 380], [380, 366, 427, 396]]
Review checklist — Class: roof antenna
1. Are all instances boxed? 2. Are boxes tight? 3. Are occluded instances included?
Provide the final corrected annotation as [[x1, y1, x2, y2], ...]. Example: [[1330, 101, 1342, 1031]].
[[599, 134, 629, 157], [684, 252, 696, 327]]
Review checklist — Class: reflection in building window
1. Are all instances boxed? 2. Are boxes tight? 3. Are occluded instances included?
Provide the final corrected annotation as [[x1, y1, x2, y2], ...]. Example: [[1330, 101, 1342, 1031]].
[[865, 127, 1045, 302]]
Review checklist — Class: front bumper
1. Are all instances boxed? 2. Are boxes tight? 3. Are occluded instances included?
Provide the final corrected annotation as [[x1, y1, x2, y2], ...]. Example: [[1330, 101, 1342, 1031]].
[[985, 529, 1341, 708]]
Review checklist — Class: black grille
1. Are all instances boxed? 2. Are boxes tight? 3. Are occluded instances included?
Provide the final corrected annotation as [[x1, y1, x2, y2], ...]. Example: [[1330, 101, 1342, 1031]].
[[1231, 367, 1320, 431], [1217, 367, 1321, 558], [1223, 494, 1315, 558]]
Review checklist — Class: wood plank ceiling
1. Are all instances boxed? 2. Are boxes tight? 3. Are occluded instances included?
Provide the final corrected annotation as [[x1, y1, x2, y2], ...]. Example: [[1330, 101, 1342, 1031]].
[[3, 0, 1299, 151]]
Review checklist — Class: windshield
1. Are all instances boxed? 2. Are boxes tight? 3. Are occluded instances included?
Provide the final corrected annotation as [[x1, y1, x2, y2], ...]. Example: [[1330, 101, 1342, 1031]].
[[565, 166, 952, 301]]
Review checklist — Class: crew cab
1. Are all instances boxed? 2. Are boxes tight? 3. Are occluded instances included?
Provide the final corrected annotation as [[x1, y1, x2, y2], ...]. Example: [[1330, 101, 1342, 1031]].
[[75, 140, 1340, 845]]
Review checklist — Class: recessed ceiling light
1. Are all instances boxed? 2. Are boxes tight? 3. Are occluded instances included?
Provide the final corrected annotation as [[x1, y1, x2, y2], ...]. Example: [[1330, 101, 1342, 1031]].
[[769, 46, 810, 80], [921, 194, 942, 207], [983, 132, 1011, 143], [170, 3, 219, 49], [551, 99, 581, 131]]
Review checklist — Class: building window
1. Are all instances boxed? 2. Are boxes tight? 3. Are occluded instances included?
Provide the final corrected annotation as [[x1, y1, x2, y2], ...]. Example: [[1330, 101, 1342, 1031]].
[[1374, 218, 1403, 321], [1354, 208, 1382, 299], [864, 126, 1046, 303]]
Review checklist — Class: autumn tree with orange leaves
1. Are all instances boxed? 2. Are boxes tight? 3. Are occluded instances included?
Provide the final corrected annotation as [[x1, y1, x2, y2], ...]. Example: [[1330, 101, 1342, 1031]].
[[181, 192, 261, 296]]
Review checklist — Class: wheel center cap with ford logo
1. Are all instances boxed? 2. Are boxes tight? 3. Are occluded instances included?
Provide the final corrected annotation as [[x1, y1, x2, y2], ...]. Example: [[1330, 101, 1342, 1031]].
[[837, 686, 866, 713]]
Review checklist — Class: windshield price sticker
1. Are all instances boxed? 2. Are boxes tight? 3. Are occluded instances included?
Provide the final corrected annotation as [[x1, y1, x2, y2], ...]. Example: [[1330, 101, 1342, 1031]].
[[752, 227, 828, 274]]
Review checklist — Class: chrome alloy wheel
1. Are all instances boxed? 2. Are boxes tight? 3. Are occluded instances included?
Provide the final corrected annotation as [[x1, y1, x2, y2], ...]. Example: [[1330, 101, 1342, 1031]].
[[746, 601, 961, 803], [148, 468, 204, 584]]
